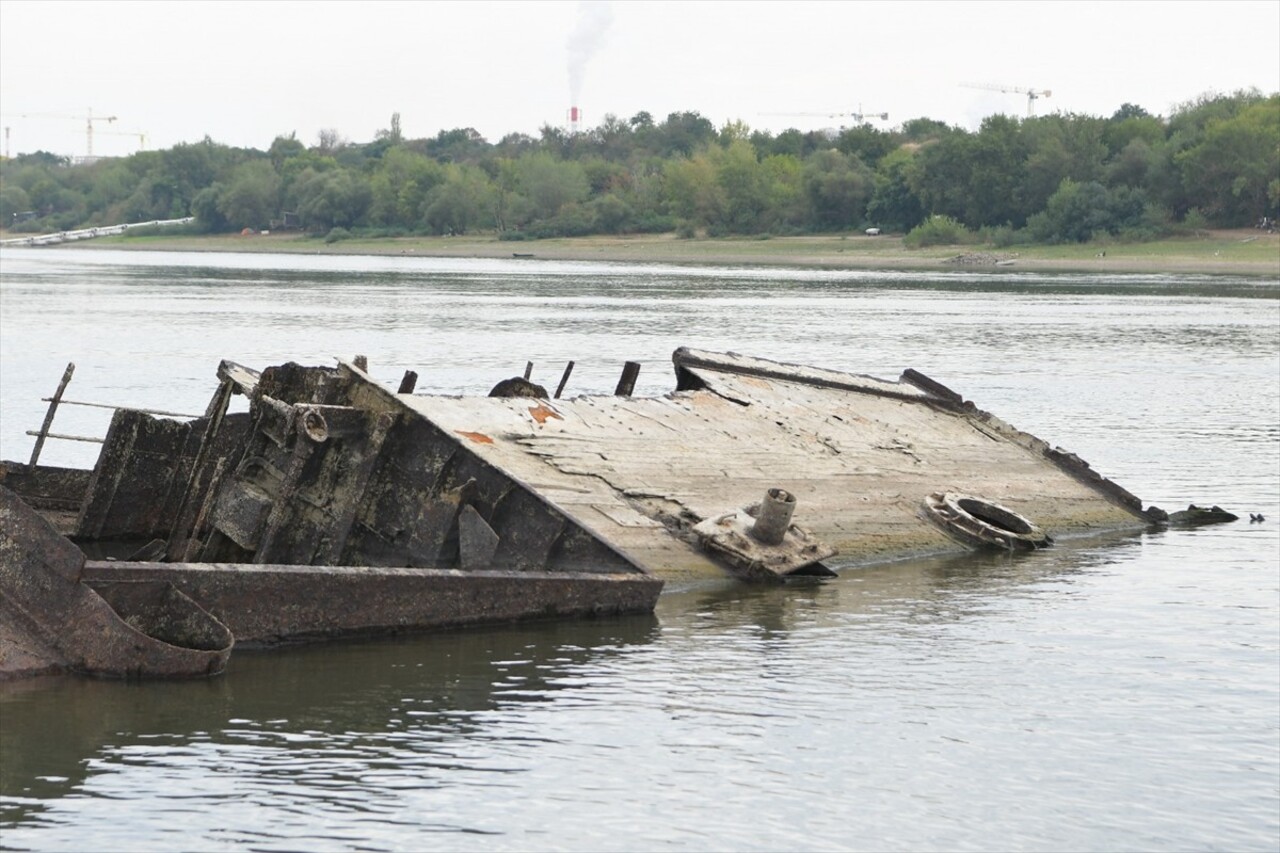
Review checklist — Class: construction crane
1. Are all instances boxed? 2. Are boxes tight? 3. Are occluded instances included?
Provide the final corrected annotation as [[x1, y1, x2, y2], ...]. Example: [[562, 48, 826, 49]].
[[99, 129, 148, 152], [961, 82, 1052, 117], [4, 109, 118, 157], [767, 105, 889, 124]]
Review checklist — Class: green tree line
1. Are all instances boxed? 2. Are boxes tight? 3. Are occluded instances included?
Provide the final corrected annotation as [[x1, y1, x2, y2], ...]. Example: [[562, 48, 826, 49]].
[[2, 90, 1276, 245]]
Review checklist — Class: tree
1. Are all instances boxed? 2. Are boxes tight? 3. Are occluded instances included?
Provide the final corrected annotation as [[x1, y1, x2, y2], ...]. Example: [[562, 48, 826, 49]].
[[867, 146, 926, 232], [268, 134, 306, 171], [0, 185, 32, 223], [1020, 114, 1107, 220], [803, 149, 874, 230], [590, 192, 632, 233], [588, 113, 636, 162], [295, 168, 371, 230], [963, 114, 1030, 227], [191, 186, 228, 232], [149, 139, 235, 219], [909, 131, 974, 222], [517, 152, 589, 220], [718, 119, 752, 146], [1175, 96, 1280, 224], [216, 160, 281, 230], [1025, 179, 1149, 242], [835, 125, 896, 169], [426, 128, 489, 163], [82, 161, 141, 222], [494, 132, 537, 159], [367, 148, 444, 227], [655, 111, 716, 157], [714, 140, 768, 232], [375, 112, 403, 145], [1102, 110, 1164, 157], [900, 118, 952, 142], [1111, 103, 1152, 122], [663, 150, 722, 227], [424, 164, 492, 234], [316, 128, 347, 155], [760, 154, 806, 231], [1106, 138, 1159, 189]]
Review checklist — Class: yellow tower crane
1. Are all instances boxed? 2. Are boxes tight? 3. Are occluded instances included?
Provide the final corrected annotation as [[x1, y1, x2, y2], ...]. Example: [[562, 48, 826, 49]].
[[6, 109, 118, 158], [98, 129, 148, 152], [961, 83, 1052, 117], [766, 104, 890, 125]]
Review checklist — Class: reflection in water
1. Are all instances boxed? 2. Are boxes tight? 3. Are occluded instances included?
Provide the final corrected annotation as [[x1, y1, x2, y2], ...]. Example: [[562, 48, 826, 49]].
[[1, 616, 658, 833], [0, 250, 1276, 851]]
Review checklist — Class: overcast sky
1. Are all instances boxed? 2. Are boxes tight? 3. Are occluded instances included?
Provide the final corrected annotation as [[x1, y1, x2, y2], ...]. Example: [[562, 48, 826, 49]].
[[1, 0, 1277, 159]]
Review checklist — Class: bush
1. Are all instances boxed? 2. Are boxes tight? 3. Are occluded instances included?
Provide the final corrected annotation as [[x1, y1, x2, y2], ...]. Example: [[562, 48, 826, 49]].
[[979, 224, 1031, 248], [903, 215, 970, 248], [324, 227, 352, 244], [1175, 207, 1211, 235], [633, 213, 677, 234], [1028, 180, 1158, 244]]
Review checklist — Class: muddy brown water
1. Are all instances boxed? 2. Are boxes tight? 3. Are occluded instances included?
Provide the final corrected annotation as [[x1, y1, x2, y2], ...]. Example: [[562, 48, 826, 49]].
[[1, 249, 1277, 851]]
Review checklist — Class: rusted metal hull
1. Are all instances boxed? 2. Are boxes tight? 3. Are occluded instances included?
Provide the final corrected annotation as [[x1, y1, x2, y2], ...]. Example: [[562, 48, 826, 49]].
[[81, 562, 661, 647], [0, 485, 233, 681], [1, 474, 661, 681]]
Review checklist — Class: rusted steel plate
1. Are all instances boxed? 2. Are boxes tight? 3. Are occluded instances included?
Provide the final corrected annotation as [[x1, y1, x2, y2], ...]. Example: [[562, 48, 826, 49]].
[[1, 486, 232, 681], [82, 562, 663, 646], [75, 409, 205, 540]]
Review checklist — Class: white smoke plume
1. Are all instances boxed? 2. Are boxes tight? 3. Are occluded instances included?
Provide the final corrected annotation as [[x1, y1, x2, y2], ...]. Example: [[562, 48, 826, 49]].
[[567, 1, 614, 105]]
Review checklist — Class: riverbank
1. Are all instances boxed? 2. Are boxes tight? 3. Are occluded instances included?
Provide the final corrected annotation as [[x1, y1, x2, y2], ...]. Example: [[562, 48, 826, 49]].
[[8, 229, 1280, 276]]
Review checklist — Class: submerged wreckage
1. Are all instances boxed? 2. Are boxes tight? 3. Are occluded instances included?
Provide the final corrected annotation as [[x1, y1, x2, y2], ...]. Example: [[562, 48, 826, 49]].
[[1, 347, 1205, 681]]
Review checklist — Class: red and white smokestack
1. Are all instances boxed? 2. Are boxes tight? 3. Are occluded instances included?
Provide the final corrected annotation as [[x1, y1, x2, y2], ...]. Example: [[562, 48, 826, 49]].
[[569, 105, 582, 135]]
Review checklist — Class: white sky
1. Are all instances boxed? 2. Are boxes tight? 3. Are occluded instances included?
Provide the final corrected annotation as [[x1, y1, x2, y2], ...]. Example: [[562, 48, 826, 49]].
[[1, 0, 1277, 159]]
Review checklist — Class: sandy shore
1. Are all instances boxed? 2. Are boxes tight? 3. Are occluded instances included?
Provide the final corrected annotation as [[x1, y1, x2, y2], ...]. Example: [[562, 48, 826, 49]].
[[14, 229, 1280, 277]]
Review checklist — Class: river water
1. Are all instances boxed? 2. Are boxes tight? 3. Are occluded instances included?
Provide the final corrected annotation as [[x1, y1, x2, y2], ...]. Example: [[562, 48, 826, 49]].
[[0, 248, 1277, 851]]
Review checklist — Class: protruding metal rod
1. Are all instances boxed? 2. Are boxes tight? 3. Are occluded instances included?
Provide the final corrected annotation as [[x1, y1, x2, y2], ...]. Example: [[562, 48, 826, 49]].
[[751, 488, 796, 545], [397, 370, 418, 394], [24, 430, 103, 445], [29, 362, 75, 466], [523, 361, 534, 380], [614, 361, 640, 397], [42, 398, 200, 418], [554, 361, 575, 399]]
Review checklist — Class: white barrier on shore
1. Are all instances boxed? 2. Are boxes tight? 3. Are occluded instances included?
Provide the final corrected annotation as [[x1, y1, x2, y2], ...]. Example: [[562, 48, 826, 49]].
[[0, 217, 195, 247]]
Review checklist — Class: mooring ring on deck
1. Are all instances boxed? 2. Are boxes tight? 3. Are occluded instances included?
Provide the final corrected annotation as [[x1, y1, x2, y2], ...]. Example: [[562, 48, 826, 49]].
[[922, 492, 1053, 551]]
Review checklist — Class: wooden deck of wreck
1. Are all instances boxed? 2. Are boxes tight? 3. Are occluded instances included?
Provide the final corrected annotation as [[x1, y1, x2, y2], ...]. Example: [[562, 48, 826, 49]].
[[376, 348, 1148, 579]]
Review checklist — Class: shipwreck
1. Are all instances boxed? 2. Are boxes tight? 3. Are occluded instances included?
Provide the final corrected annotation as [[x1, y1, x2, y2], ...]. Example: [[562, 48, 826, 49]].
[[2, 347, 1178, 681]]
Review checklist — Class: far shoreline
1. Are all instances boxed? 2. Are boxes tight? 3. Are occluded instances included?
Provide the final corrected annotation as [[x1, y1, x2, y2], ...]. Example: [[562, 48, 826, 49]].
[[5, 229, 1279, 277]]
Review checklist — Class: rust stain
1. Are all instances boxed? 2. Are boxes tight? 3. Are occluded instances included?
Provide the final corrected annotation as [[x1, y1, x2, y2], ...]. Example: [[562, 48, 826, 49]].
[[456, 430, 494, 444], [528, 404, 563, 425]]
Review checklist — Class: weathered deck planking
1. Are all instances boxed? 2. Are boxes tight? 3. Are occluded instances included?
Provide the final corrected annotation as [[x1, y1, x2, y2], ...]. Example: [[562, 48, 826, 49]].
[[379, 348, 1149, 578]]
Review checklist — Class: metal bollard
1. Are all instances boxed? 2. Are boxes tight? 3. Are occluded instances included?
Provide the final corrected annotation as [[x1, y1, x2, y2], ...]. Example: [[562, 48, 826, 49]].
[[751, 488, 796, 545]]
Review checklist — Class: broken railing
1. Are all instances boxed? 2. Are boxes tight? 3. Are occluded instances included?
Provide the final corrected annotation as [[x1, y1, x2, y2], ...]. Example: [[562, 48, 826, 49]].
[[25, 362, 202, 467]]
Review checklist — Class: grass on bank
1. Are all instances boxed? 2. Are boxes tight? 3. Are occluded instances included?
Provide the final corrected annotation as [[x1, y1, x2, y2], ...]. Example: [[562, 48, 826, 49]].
[[7, 227, 1278, 274]]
